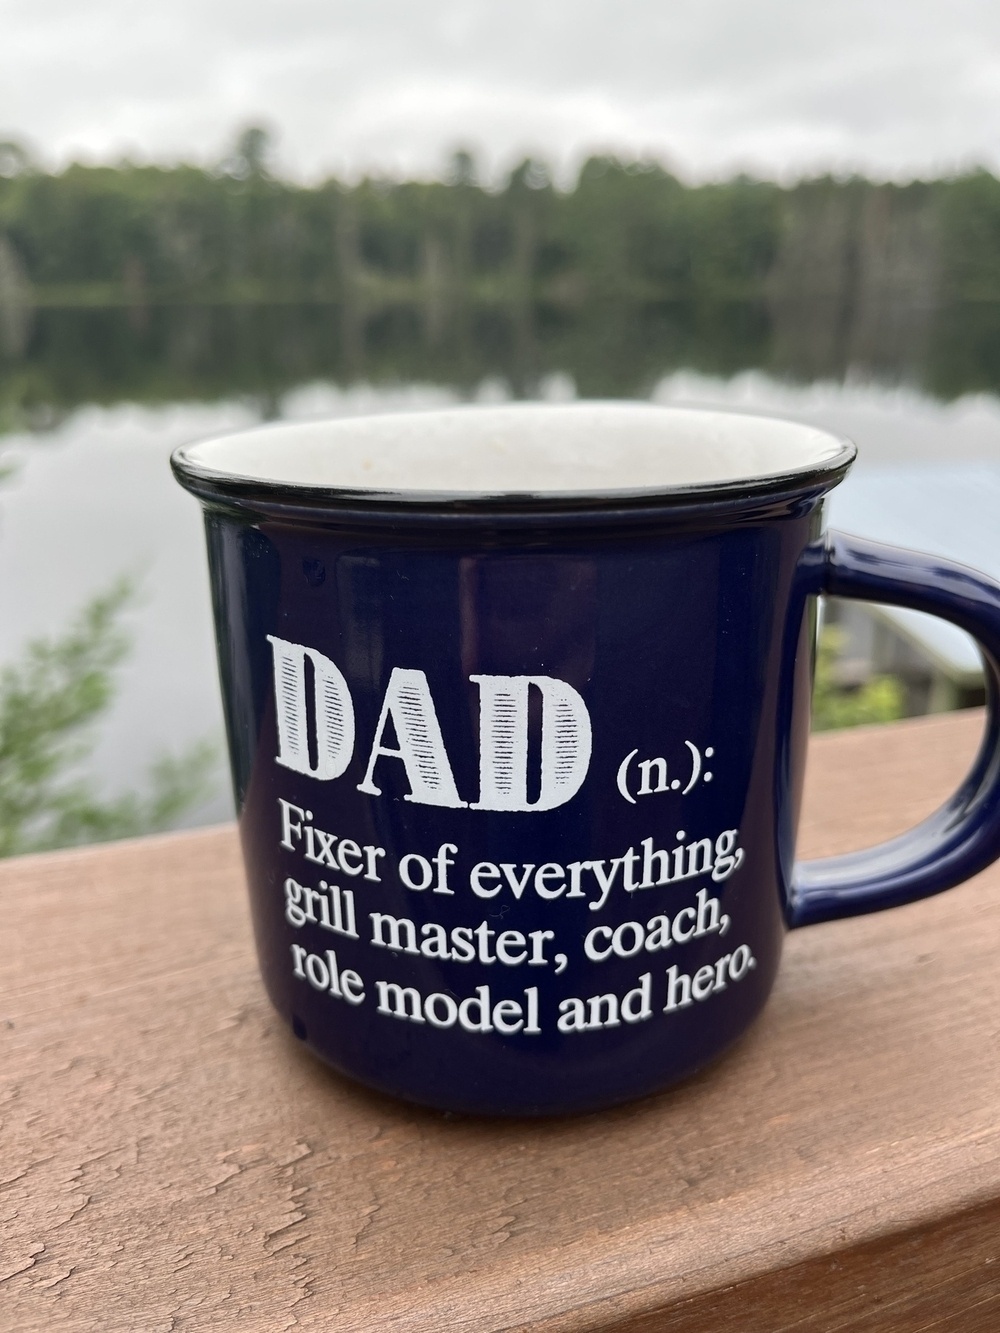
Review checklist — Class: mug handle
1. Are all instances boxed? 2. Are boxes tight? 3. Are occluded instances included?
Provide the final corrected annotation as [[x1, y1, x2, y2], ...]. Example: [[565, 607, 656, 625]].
[[789, 529, 1000, 928]]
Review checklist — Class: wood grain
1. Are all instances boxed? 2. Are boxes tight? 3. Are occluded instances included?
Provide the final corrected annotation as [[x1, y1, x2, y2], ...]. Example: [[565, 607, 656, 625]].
[[2, 711, 999, 1331]]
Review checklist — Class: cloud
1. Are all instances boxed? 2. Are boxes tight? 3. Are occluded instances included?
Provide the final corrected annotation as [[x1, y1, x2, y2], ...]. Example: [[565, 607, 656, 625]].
[[1, 0, 998, 181]]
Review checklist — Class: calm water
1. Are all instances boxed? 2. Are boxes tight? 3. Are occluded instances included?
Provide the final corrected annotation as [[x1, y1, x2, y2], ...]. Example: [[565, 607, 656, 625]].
[[3, 317, 1000, 827]]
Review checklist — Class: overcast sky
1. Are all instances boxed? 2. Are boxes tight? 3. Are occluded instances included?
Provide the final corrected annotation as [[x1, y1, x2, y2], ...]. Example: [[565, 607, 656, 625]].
[[3, 0, 1000, 183]]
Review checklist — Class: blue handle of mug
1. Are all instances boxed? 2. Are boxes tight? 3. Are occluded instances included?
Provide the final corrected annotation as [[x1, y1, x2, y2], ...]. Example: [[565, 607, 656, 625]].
[[789, 529, 1000, 928]]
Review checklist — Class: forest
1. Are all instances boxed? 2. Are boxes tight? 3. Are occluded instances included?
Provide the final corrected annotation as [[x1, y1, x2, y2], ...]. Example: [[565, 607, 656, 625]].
[[2, 130, 1000, 414]]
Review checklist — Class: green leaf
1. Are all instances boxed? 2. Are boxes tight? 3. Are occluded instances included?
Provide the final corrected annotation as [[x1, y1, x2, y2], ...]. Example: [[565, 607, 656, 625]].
[[812, 624, 906, 732], [0, 577, 220, 856]]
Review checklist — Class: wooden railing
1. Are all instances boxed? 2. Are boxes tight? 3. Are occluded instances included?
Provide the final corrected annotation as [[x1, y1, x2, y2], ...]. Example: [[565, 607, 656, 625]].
[[2, 711, 998, 1331]]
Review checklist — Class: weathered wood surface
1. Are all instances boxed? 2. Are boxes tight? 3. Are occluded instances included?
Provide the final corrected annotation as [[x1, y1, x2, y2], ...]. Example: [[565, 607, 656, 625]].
[[2, 711, 999, 1331]]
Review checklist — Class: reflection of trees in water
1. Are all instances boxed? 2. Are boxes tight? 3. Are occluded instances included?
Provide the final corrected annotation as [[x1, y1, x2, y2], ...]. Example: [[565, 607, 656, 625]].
[[1, 294, 999, 426], [0, 299, 762, 417], [765, 180, 943, 386], [0, 234, 32, 361], [924, 302, 1000, 399]]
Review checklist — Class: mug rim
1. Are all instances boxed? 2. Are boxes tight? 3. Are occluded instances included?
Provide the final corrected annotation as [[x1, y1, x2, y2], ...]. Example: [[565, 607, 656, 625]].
[[171, 401, 857, 519]]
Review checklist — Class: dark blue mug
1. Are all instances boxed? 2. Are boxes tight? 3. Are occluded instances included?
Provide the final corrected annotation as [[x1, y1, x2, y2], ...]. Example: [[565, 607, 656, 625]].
[[172, 403, 1000, 1115]]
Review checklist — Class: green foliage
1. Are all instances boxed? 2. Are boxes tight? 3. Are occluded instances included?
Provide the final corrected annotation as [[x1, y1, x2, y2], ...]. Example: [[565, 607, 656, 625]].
[[223, 125, 276, 180], [448, 148, 478, 188], [0, 139, 34, 181], [0, 151, 987, 309], [0, 578, 217, 856], [2, 155, 1000, 408], [812, 626, 906, 732]]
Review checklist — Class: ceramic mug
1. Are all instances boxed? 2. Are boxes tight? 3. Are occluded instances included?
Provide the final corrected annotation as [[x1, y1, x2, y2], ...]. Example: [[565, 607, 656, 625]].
[[172, 403, 1000, 1115]]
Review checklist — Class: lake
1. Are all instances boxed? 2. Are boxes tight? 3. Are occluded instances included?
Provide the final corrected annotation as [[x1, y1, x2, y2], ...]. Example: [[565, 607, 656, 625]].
[[2, 307, 1000, 828]]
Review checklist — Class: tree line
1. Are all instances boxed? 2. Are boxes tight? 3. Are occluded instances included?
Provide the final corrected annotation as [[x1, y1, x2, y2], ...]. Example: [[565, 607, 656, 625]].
[[1, 132, 998, 310]]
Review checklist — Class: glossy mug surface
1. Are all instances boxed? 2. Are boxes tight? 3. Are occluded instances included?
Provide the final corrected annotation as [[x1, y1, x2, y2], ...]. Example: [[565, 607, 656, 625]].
[[173, 403, 1000, 1115]]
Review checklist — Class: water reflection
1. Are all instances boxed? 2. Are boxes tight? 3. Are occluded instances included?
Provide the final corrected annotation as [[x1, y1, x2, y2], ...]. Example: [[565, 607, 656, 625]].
[[4, 296, 1000, 435]]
